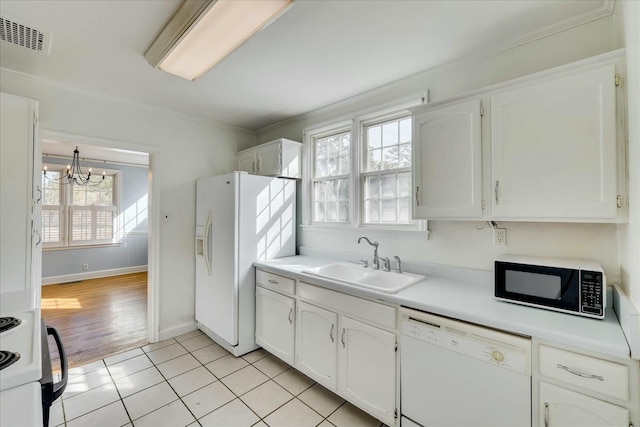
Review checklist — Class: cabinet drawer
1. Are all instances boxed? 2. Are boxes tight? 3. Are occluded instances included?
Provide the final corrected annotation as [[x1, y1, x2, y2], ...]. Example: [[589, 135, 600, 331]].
[[298, 282, 396, 329], [256, 270, 295, 295], [539, 345, 628, 400]]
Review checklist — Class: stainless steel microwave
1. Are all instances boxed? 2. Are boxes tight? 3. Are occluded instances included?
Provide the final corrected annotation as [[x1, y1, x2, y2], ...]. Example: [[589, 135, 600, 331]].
[[495, 255, 606, 319]]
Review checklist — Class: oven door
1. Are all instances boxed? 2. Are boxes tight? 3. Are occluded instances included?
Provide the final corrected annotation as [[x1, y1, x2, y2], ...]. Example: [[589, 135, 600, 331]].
[[41, 320, 68, 427], [495, 261, 580, 314]]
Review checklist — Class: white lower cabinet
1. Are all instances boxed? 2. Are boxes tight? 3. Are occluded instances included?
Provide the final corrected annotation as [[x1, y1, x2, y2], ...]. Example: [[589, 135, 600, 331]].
[[255, 286, 295, 365], [338, 316, 396, 426], [296, 301, 338, 390], [539, 382, 629, 427]]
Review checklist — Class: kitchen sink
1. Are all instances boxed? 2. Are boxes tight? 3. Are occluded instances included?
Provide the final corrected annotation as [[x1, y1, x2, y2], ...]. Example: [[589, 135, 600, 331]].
[[302, 262, 425, 293]]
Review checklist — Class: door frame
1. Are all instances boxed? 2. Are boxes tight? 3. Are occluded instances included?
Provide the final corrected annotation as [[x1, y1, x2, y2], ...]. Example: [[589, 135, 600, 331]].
[[39, 129, 161, 342]]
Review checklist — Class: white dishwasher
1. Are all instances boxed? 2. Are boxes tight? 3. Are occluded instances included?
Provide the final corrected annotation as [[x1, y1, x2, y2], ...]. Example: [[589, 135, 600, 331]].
[[400, 308, 531, 427]]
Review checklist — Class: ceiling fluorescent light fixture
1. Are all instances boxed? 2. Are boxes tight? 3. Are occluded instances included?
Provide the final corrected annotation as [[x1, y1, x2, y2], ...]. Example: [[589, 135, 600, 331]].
[[145, 0, 294, 81]]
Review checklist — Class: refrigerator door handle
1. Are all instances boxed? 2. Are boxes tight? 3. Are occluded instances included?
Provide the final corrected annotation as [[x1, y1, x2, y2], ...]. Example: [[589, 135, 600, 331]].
[[204, 212, 213, 276]]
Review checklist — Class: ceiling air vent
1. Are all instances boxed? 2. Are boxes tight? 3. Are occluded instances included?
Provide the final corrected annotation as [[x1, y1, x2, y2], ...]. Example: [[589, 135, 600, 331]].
[[0, 17, 52, 54]]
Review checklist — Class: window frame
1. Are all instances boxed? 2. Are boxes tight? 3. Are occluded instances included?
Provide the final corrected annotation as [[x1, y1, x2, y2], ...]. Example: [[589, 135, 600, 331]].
[[41, 162, 121, 249], [303, 100, 427, 233]]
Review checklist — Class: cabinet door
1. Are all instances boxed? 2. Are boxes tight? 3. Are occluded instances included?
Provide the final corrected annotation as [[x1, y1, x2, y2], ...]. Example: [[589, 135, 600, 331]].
[[255, 286, 295, 364], [0, 93, 38, 294], [338, 316, 396, 426], [413, 98, 483, 219], [256, 142, 282, 177], [539, 382, 629, 427], [237, 150, 256, 174], [491, 65, 618, 221], [296, 301, 338, 390]]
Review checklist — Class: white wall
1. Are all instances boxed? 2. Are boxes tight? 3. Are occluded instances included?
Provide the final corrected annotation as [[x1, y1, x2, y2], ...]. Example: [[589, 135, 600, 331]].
[[0, 71, 255, 338], [257, 16, 625, 284], [616, 0, 640, 309]]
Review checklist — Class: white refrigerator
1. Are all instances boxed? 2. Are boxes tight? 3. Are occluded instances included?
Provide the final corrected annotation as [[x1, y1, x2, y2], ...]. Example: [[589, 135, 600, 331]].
[[195, 172, 296, 356]]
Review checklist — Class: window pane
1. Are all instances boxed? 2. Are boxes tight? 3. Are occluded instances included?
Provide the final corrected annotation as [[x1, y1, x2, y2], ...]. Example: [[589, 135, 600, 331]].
[[367, 125, 381, 149], [381, 173, 397, 199], [382, 122, 399, 146], [368, 149, 382, 171], [364, 200, 380, 223], [327, 136, 340, 157], [314, 202, 325, 222], [325, 202, 337, 222], [365, 176, 380, 199], [398, 172, 411, 198], [382, 146, 399, 170], [316, 140, 327, 159], [42, 171, 61, 205], [381, 199, 397, 223], [337, 179, 349, 200], [399, 143, 412, 168], [339, 155, 350, 174], [338, 201, 349, 222], [399, 118, 412, 143], [398, 198, 411, 223]]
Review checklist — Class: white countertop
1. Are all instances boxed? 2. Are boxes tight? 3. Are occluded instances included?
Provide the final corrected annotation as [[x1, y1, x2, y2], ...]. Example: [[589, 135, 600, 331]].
[[254, 255, 631, 360]]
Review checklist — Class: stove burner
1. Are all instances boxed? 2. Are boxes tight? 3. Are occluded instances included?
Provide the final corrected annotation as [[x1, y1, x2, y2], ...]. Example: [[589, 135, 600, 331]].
[[0, 316, 22, 333], [0, 350, 21, 370]]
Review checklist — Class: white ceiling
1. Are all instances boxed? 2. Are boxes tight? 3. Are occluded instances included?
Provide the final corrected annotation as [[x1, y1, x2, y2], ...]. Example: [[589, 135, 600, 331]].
[[0, 0, 613, 132]]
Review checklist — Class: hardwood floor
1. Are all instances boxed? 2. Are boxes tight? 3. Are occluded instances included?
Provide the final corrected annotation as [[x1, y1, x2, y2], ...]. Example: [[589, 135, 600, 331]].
[[41, 272, 148, 371]]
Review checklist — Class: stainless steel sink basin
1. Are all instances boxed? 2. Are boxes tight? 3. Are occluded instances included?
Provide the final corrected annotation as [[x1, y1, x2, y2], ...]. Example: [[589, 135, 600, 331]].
[[302, 262, 425, 293]]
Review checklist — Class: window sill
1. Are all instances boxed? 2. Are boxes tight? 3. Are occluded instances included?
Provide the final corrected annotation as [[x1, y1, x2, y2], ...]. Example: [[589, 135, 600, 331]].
[[43, 242, 122, 251], [300, 223, 429, 240]]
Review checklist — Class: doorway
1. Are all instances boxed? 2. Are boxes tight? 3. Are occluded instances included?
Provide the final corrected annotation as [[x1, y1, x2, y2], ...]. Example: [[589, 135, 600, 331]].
[[38, 130, 158, 369]]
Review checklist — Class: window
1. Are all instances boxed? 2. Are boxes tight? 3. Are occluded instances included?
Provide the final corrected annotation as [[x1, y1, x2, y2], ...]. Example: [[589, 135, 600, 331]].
[[306, 103, 423, 231], [362, 116, 412, 225], [41, 165, 119, 248], [312, 130, 351, 224]]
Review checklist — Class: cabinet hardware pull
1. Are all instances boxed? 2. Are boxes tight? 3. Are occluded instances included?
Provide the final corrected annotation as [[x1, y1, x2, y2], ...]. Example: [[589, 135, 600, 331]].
[[330, 324, 334, 343], [36, 186, 42, 203], [415, 186, 419, 206], [544, 402, 549, 427], [557, 364, 604, 381], [341, 328, 346, 348], [252, 161, 256, 174], [268, 279, 278, 284], [34, 230, 41, 247], [257, 158, 261, 172], [288, 308, 293, 325], [494, 181, 499, 204]]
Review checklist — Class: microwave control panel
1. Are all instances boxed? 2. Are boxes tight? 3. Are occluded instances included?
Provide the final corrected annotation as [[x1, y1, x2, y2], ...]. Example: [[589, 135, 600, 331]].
[[580, 270, 604, 317]]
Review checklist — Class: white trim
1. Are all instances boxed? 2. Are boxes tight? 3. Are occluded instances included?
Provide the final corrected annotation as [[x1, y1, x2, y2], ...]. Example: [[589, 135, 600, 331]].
[[41, 265, 148, 285], [300, 224, 429, 240], [158, 321, 198, 341]]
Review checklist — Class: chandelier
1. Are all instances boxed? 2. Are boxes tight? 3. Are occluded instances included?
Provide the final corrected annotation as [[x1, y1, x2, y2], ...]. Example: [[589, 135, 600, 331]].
[[43, 146, 105, 186]]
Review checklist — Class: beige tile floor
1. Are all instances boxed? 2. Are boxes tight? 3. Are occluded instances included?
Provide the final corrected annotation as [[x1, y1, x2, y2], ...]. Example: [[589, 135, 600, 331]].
[[50, 330, 388, 427]]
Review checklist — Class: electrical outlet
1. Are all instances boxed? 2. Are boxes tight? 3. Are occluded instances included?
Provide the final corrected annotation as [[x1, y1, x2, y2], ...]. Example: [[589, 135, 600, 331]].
[[83, 263, 89, 271], [493, 228, 507, 246]]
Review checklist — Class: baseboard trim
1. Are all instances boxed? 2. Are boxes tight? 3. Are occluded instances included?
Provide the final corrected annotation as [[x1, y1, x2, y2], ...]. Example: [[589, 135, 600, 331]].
[[158, 321, 198, 342], [42, 265, 148, 285]]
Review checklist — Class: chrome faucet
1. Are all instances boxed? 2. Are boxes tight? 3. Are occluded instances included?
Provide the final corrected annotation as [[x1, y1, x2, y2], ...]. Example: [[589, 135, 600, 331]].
[[394, 255, 402, 274], [357, 236, 380, 270], [381, 257, 391, 272]]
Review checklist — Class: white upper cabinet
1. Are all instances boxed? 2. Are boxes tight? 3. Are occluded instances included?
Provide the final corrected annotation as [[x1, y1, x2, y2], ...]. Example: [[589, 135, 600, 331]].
[[491, 64, 620, 222], [412, 98, 483, 219], [236, 138, 302, 179]]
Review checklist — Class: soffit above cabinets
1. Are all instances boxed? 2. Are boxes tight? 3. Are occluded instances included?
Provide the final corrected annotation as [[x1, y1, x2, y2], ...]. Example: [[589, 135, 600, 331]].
[[0, 0, 614, 131]]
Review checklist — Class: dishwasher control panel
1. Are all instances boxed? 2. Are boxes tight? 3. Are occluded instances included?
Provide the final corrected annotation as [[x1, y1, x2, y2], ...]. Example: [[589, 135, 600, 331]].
[[402, 317, 530, 375]]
